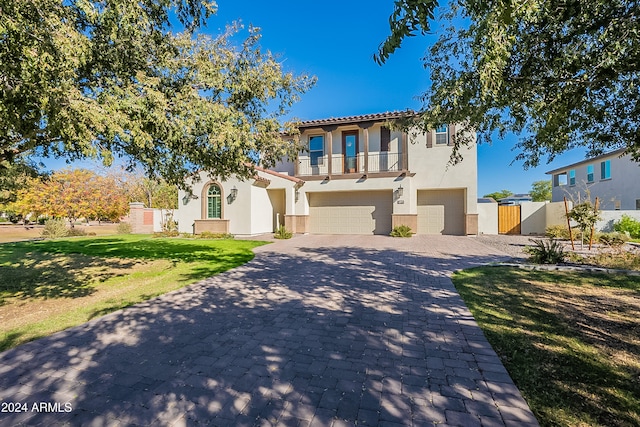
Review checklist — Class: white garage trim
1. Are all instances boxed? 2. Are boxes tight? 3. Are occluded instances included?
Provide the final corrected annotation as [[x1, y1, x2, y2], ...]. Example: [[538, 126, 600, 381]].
[[417, 189, 465, 235], [309, 191, 393, 235]]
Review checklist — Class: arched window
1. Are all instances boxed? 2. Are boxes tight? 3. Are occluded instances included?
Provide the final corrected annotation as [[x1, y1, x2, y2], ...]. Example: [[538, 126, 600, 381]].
[[207, 185, 222, 219]]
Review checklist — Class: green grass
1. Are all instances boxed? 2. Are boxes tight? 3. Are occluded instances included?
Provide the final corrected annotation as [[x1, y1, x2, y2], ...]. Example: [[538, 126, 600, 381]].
[[0, 235, 268, 351], [452, 266, 640, 427]]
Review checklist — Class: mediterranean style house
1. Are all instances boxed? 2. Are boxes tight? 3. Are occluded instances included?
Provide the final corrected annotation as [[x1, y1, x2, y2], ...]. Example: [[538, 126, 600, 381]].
[[547, 148, 640, 210], [177, 112, 478, 235]]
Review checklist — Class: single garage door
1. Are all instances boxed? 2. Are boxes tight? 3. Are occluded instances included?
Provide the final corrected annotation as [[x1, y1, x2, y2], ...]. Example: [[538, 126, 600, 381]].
[[417, 189, 465, 235], [309, 191, 393, 235]]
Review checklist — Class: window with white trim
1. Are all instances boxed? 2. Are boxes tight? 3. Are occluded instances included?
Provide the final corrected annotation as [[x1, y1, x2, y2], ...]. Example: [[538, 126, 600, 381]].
[[435, 125, 448, 145], [569, 169, 576, 186], [309, 135, 324, 166]]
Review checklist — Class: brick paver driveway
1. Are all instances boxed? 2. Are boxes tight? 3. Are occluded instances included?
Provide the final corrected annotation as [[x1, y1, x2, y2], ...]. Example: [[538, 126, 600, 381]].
[[0, 235, 538, 426]]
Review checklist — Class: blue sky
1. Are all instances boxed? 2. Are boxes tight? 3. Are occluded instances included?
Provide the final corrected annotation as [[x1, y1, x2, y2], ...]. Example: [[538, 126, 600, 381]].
[[42, 0, 589, 196]]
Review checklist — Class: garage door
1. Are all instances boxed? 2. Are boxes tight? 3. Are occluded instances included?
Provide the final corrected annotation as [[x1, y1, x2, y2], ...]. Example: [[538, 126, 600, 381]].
[[417, 189, 465, 235], [309, 191, 393, 235]]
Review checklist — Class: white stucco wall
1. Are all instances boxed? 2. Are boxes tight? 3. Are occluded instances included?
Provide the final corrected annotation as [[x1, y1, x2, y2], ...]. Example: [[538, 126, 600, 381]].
[[478, 203, 498, 234], [177, 171, 296, 235]]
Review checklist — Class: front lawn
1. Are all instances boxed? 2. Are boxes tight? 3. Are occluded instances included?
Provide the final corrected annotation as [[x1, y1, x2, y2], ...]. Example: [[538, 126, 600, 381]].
[[0, 235, 268, 351], [452, 266, 640, 427]]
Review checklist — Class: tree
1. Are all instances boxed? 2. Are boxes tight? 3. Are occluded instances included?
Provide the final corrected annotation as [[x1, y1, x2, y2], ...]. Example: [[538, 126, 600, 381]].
[[123, 175, 178, 209], [483, 190, 513, 201], [1, 1, 314, 187], [0, 157, 42, 207], [14, 169, 128, 225], [530, 180, 552, 202], [568, 201, 601, 249], [377, 0, 640, 167]]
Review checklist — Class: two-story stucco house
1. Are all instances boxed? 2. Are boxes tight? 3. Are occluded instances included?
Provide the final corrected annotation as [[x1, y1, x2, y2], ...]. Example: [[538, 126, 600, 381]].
[[547, 148, 640, 210], [177, 112, 478, 236]]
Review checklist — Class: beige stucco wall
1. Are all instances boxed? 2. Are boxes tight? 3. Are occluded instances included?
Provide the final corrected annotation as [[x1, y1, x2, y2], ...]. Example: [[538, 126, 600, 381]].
[[546, 201, 571, 228], [520, 202, 547, 235], [477, 203, 498, 235], [407, 130, 478, 216]]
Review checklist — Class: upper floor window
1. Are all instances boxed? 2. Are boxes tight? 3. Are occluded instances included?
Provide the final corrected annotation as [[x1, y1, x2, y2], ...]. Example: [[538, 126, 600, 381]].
[[207, 185, 222, 219], [586, 165, 594, 183], [600, 160, 611, 180], [380, 126, 391, 152], [309, 135, 324, 166], [435, 125, 448, 145], [569, 169, 576, 186], [553, 173, 567, 187]]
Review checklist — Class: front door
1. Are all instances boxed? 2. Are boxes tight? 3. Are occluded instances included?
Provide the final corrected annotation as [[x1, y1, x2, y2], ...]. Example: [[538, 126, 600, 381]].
[[342, 131, 358, 173]]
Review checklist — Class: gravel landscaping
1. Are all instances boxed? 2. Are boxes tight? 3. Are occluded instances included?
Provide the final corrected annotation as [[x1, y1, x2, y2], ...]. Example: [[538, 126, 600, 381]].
[[474, 233, 538, 260]]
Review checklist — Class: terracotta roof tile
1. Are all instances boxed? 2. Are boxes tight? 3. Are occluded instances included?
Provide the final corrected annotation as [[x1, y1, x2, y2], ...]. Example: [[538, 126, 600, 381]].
[[298, 111, 413, 128], [253, 165, 305, 185]]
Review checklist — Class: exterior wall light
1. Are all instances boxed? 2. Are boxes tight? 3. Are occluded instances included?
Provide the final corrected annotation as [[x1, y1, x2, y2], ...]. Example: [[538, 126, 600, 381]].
[[182, 193, 198, 205], [295, 189, 300, 202], [227, 186, 238, 204], [397, 185, 403, 197]]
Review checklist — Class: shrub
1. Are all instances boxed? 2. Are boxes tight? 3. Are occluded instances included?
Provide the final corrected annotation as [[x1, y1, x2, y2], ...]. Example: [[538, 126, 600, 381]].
[[613, 215, 640, 238], [41, 219, 68, 239], [153, 230, 180, 238], [66, 227, 88, 237], [390, 225, 413, 237], [545, 225, 570, 239], [198, 231, 234, 239], [274, 225, 293, 239], [598, 232, 630, 248], [524, 238, 566, 264], [116, 222, 132, 234]]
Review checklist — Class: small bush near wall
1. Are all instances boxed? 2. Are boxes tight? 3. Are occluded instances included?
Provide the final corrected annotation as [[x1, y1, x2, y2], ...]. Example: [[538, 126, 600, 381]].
[[274, 226, 292, 240], [545, 225, 570, 239], [614, 215, 640, 238], [117, 222, 132, 234], [390, 225, 413, 237], [198, 231, 234, 239]]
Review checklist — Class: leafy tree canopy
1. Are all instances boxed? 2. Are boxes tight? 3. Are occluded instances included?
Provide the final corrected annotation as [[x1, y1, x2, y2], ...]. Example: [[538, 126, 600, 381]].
[[483, 189, 513, 201], [377, 0, 640, 167], [13, 169, 129, 224], [1, 0, 314, 187], [0, 157, 43, 207], [530, 179, 552, 202]]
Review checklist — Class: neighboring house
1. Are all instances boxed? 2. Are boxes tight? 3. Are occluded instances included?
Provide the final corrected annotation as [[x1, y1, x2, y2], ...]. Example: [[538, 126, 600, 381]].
[[498, 194, 532, 206], [547, 149, 640, 210], [177, 112, 478, 236]]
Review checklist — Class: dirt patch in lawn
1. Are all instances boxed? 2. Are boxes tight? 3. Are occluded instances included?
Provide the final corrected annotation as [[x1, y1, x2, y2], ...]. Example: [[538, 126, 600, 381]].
[[0, 251, 170, 332], [536, 280, 640, 371]]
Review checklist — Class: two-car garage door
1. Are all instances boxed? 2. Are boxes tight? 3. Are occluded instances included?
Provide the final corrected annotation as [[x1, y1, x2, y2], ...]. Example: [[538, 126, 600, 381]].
[[309, 191, 392, 235], [417, 189, 465, 235]]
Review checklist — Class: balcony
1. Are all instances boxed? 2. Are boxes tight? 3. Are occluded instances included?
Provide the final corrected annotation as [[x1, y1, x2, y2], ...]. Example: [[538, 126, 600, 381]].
[[297, 151, 403, 177]]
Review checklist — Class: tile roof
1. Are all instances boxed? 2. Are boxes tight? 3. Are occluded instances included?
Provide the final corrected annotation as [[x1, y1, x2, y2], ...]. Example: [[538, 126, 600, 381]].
[[253, 165, 305, 185], [298, 111, 414, 128]]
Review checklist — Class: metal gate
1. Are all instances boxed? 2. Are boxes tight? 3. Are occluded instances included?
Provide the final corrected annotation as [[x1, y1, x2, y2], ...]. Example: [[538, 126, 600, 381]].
[[498, 205, 521, 234]]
